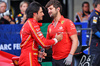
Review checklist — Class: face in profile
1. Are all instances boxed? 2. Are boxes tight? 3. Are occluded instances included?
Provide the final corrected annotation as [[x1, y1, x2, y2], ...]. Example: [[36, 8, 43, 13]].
[[47, 5, 58, 18], [0, 3, 6, 13], [36, 7, 44, 21], [20, 3, 28, 13]]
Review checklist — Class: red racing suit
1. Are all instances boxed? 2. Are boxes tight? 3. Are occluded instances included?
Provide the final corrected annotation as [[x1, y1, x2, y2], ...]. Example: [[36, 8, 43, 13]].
[[46, 16, 77, 60], [19, 18, 56, 66]]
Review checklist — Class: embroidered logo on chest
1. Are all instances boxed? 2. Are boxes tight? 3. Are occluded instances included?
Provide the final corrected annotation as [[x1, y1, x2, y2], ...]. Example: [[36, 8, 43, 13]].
[[49, 28, 51, 33], [58, 26, 64, 31]]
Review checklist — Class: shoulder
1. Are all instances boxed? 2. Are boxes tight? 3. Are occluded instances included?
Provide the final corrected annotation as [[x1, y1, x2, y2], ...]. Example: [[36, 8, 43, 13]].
[[89, 10, 98, 19], [48, 23, 53, 28], [76, 12, 82, 15], [64, 18, 73, 24], [91, 10, 98, 16]]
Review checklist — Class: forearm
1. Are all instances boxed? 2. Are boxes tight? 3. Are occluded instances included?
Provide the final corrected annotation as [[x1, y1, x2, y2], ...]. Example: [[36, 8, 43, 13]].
[[10, 21, 15, 24], [70, 34, 78, 55]]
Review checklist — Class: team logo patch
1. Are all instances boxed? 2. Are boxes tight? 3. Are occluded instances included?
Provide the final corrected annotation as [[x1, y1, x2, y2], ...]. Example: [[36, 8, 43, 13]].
[[61, 21, 64, 24], [15, 18, 18, 24], [49, 29, 51, 33], [58, 26, 63, 30], [93, 17, 97, 24], [18, 14, 22, 17], [95, 12, 98, 15]]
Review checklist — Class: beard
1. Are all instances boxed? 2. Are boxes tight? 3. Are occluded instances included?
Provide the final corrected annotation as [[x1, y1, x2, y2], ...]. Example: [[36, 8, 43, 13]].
[[50, 11, 58, 19], [84, 11, 90, 13]]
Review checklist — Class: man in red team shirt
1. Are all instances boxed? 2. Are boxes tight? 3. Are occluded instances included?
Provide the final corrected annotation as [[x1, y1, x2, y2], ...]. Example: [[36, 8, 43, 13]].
[[45, 0, 78, 66], [19, 1, 63, 66]]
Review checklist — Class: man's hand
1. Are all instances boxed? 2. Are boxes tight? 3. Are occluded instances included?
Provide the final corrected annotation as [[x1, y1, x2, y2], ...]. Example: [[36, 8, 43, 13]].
[[63, 54, 73, 65], [38, 51, 47, 59], [55, 33, 63, 42], [20, 14, 27, 24], [3, 15, 15, 24], [3, 15, 11, 22]]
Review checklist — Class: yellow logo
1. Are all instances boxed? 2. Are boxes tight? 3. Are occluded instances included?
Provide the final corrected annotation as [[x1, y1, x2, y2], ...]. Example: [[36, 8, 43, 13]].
[[18, 14, 22, 17], [95, 12, 98, 15], [49, 29, 51, 33], [61, 21, 64, 24]]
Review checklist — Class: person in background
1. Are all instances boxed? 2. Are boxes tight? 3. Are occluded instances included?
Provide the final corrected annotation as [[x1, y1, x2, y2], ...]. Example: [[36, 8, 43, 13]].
[[45, 0, 78, 66], [0, 1, 15, 24], [19, 1, 63, 66], [75, 1, 91, 22], [87, 0, 100, 66], [15, 1, 29, 24]]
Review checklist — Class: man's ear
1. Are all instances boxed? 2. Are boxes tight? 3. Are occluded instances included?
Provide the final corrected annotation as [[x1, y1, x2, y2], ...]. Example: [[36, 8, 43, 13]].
[[57, 7, 60, 11], [33, 13, 37, 16]]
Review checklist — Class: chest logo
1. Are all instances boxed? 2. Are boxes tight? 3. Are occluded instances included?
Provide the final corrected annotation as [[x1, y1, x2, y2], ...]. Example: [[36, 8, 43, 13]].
[[95, 12, 98, 15], [49, 29, 51, 33], [61, 21, 64, 24], [58, 26, 63, 30]]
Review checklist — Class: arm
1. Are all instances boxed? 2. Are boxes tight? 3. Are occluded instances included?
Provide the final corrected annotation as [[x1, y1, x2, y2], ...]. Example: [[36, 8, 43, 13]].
[[45, 28, 51, 50], [75, 13, 80, 22], [70, 34, 78, 55], [3, 16, 15, 24], [63, 34, 78, 65], [28, 21, 62, 48], [91, 16, 100, 38], [64, 19, 78, 65], [20, 14, 27, 24]]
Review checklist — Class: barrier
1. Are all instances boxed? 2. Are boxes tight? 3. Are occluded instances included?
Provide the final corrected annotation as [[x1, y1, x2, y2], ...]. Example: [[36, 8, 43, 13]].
[[0, 23, 91, 66]]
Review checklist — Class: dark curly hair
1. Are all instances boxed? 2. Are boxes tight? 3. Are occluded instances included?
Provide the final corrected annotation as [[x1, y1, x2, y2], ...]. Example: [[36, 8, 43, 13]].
[[25, 1, 42, 19]]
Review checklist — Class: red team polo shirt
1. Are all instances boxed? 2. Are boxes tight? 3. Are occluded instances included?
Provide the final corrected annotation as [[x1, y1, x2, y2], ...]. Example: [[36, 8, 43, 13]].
[[46, 16, 77, 60]]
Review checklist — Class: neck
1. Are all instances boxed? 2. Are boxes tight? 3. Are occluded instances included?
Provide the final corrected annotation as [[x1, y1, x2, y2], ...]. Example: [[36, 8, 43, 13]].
[[21, 11, 25, 14], [95, 8, 100, 12], [83, 11, 89, 15], [33, 17, 38, 22], [54, 12, 61, 23]]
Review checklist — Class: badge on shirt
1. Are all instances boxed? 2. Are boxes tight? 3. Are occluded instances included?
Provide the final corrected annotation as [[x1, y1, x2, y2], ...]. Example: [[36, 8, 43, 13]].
[[49, 28, 51, 33], [61, 21, 64, 24], [93, 17, 98, 24], [58, 26, 63, 30], [95, 12, 98, 15], [18, 14, 22, 17], [15, 18, 19, 24]]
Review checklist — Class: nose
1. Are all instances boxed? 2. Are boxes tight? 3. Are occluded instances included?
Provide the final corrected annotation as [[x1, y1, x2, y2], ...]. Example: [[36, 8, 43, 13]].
[[42, 12, 44, 16], [48, 10, 50, 13]]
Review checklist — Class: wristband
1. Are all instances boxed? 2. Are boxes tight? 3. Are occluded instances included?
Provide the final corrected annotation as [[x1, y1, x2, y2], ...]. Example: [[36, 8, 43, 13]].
[[53, 38, 58, 45]]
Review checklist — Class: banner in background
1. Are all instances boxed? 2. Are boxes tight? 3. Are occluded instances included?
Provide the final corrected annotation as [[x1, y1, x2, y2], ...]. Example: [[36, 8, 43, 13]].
[[0, 23, 88, 56]]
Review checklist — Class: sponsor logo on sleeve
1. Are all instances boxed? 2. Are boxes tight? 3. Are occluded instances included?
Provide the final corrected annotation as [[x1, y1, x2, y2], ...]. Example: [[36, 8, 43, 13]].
[[93, 17, 97, 24]]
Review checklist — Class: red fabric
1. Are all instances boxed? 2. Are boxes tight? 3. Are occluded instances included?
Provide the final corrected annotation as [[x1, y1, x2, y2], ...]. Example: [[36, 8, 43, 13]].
[[0, 51, 17, 66], [38, 23, 42, 27], [19, 18, 56, 66], [46, 16, 77, 60]]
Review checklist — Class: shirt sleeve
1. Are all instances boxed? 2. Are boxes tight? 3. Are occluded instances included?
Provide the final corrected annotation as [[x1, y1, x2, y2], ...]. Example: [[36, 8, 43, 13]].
[[90, 16, 98, 33], [28, 21, 56, 48], [75, 13, 80, 22], [65, 19, 77, 37], [46, 27, 50, 39]]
